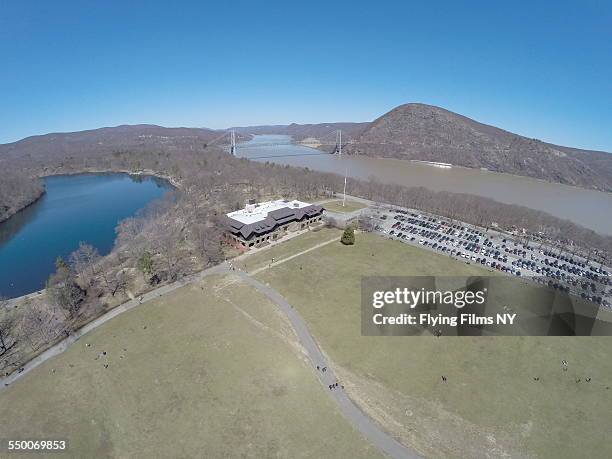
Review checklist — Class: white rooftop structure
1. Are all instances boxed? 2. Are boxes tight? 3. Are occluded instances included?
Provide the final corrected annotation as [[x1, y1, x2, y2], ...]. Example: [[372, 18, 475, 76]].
[[226, 199, 312, 225]]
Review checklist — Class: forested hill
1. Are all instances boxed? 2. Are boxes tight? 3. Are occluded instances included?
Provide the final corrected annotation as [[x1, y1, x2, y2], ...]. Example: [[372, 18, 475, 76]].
[[343, 103, 612, 192], [0, 125, 229, 219], [0, 125, 224, 171]]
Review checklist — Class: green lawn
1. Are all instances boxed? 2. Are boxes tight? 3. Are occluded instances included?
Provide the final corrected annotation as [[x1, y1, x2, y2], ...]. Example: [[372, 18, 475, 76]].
[[236, 226, 338, 273], [252, 231, 612, 458], [0, 274, 381, 459], [323, 199, 367, 213]]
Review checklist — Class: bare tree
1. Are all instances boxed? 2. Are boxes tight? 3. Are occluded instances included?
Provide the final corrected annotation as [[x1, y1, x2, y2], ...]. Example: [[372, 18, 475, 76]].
[[192, 221, 224, 266], [0, 298, 20, 371], [69, 242, 100, 287], [0, 314, 17, 358], [358, 214, 376, 232], [325, 215, 339, 228], [19, 300, 68, 350], [99, 258, 129, 297], [46, 258, 85, 319], [154, 229, 182, 281]]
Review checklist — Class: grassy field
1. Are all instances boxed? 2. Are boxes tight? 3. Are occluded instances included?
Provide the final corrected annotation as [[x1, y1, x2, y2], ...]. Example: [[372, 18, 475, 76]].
[[236, 226, 338, 273], [322, 199, 367, 213], [252, 230, 612, 458], [0, 274, 381, 459]]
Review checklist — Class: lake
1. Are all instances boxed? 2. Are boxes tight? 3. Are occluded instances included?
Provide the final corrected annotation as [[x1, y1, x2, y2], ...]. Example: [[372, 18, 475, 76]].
[[237, 135, 612, 235], [0, 174, 171, 298]]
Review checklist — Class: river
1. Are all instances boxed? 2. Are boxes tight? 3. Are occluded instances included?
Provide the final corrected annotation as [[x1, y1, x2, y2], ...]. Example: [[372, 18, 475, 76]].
[[0, 173, 171, 298], [237, 135, 612, 235]]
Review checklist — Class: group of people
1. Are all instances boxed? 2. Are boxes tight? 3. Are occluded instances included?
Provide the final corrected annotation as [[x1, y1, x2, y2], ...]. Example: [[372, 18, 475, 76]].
[[315, 365, 344, 390], [328, 382, 343, 390]]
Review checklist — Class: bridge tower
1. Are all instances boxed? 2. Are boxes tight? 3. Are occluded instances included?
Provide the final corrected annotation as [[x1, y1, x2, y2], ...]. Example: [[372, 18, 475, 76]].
[[230, 129, 236, 156], [335, 129, 342, 155]]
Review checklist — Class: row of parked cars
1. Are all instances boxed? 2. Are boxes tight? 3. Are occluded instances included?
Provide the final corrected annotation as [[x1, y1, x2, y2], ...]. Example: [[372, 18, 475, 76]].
[[381, 208, 611, 307], [389, 214, 525, 275]]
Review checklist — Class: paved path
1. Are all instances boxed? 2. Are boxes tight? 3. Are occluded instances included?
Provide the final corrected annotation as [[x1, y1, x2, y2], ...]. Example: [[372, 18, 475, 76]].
[[236, 270, 420, 459], [249, 236, 339, 275], [0, 226, 322, 387], [0, 263, 227, 390], [1, 236, 421, 458]]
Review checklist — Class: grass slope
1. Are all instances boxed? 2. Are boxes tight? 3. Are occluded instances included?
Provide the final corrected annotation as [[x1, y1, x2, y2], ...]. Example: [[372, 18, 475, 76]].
[[322, 200, 367, 214], [253, 230, 612, 458], [0, 275, 381, 459]]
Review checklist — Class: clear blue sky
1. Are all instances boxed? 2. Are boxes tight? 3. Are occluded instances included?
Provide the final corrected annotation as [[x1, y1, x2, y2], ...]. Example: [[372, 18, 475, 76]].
[[1, 0, 611, 151]]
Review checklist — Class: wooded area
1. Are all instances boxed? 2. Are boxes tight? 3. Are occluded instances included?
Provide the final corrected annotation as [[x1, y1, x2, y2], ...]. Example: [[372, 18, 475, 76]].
[[0, 171, 44, 222]]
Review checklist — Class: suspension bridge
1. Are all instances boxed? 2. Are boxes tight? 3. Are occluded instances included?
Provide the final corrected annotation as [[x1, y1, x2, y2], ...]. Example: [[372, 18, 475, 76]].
[[205, 128, 358, 159]]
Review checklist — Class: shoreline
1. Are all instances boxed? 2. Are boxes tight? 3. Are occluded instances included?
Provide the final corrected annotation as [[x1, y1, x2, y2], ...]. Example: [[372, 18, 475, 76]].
[[360, 153, 612, 194], [0, 170, 177, 300], [39, 168, 181, 189], [303, 141, 612, 195], [349, 152, 612, 194], [0, 187, 46, 225], [0, 225, 318, 379], [0, 168, 178, 227]]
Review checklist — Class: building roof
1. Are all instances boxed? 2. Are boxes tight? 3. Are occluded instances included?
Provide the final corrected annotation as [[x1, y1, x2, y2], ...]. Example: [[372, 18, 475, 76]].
[[225, 199, 324, 240], [227, 199, 311, 225]]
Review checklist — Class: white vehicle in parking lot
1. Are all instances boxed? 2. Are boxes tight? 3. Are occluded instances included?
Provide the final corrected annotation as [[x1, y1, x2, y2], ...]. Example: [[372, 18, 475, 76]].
[[419, 239, 424, 244]]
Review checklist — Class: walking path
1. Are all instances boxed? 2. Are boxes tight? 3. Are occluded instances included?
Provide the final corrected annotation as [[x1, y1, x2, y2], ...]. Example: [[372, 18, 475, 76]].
[[236, 270, 420, 459], [1, 226, 321, 386], [249, 236, 339, 275], [0, 263, 228, 389], [1, 230, 420, 458]]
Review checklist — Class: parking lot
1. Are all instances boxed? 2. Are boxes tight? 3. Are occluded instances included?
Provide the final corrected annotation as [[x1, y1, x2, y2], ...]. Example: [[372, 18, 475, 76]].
[[371, 207, 611, 309]]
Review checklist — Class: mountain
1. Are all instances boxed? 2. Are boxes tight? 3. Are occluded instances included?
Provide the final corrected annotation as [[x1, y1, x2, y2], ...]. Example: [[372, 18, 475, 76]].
[[344, 104, 612, 191]]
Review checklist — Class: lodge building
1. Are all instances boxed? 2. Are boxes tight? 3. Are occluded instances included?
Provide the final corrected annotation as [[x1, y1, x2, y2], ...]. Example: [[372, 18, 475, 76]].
[[224, 199, 324, 249]]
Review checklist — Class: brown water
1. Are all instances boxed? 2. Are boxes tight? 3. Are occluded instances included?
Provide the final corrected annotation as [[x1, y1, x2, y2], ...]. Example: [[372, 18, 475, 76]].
[[238, 135, 612, 235]]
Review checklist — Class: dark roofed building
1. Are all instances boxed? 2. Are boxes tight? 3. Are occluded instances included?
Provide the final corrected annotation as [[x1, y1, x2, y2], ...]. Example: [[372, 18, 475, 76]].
[[225, 199, 324, 249]]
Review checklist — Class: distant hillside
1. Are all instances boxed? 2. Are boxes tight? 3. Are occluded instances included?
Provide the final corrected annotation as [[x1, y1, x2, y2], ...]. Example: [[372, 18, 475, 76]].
[[0, 125, 223, 167], [233, 122, 369, 142], [344, 104, 612, 191], [3, 112, 611, 191]]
